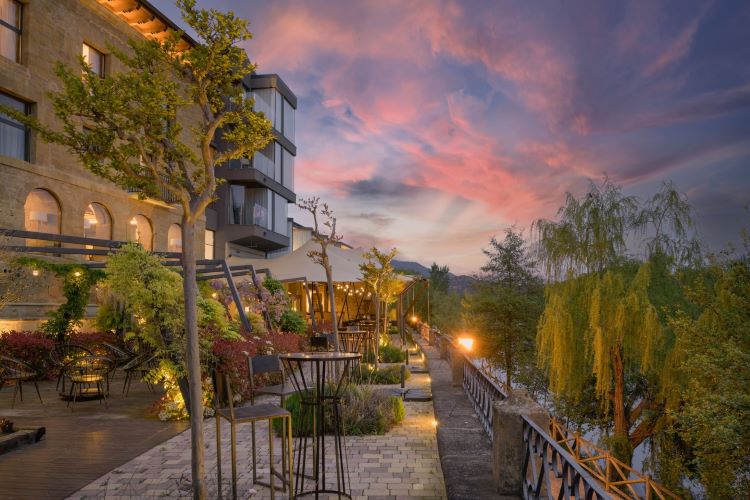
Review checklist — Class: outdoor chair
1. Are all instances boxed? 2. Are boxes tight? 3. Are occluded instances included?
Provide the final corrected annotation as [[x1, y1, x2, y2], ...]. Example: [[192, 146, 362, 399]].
[[122, 352, 158, 396], [0, 354, 43, 408], [49, 343, 93, 393], [213, 370, 293, 500], [64, 355, 111, 411], [100, 342, 134, 384]]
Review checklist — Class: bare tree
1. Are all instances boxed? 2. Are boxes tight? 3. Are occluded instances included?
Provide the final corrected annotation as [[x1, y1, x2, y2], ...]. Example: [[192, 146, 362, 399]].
[[298, 197, 343, 350]]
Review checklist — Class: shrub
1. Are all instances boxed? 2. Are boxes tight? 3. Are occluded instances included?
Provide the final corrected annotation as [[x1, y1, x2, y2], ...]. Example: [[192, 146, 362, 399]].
[[278, 310, 307, 335], [0, 331, 54, 377], [379, 344, 407, 363], [276, 385, 405, 436], [69, 331, 118, 351], [356, 365, 410, 385]]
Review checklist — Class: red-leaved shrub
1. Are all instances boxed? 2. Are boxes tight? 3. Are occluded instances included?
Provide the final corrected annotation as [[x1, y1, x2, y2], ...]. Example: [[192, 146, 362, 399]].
[[0, 331, 55, 377]]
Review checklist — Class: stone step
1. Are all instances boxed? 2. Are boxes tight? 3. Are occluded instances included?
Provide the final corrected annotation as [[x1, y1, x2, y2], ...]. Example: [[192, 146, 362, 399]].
[[0, 427, 46, 455]]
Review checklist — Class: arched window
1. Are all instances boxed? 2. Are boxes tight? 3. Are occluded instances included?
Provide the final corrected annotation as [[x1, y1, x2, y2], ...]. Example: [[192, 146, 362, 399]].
[[83, 203, 112, 240], [128, 214, 153, 251], [167, 223, 182, 253], [24, 189, 60, 245]]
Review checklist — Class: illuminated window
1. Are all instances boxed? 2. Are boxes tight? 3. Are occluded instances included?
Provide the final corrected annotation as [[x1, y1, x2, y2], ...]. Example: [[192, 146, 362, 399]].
[[128, 214, 153, 251], [205, 229, 215, 259], [24, 189, 60, 246], [83, 202, 111, 240], [82, 43, 104, 78], [0, 0, 21, 63], [168, 223, 182, 253]]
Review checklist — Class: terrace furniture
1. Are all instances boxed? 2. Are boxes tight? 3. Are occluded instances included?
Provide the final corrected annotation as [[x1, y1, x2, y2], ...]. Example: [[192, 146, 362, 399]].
[[245, 354, 299, 490], [279, 351, 361, 498], [122, 352, 158, 396], [0, 355, 43, 408], [49, 343, 93, 393], [64, 355, 111, 411], [213, 370, 293, 500]]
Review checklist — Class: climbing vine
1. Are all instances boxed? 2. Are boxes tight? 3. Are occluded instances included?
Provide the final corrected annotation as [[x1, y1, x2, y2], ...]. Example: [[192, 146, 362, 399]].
[[15, 256, 104, 342]]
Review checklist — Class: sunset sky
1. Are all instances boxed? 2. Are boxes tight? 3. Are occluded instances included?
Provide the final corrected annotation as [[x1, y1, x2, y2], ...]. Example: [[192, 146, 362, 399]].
[[155, 0, 750, 274]]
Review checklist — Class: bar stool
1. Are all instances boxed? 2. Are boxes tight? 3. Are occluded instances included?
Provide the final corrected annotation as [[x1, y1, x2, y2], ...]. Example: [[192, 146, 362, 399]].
[[213, 370, 293, 500]]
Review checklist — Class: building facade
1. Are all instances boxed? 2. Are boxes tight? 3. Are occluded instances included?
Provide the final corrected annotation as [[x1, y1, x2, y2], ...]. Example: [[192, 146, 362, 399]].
[[0, 0, 296, 327]]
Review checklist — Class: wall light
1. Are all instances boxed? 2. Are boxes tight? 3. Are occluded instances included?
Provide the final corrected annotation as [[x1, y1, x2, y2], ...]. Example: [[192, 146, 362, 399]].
[[457, 336, 474, 351]]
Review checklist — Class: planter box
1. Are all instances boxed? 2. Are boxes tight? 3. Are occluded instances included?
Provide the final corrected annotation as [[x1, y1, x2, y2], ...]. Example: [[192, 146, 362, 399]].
[[0, 427, 46, 455]]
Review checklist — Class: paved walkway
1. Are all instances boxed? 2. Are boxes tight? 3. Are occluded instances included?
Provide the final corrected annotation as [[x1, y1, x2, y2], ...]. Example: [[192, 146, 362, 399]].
[[68, 369, 447, 499], [412, 332, 498, 500]]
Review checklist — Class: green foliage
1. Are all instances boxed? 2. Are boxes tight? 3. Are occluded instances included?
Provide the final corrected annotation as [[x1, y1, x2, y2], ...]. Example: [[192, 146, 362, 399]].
[[379, 344, 407, 363], [198, 297, 239, 340], [427, 262, 463, 334], [278, 309, 307, 335], [465, 228, 544, 387], [355, 365, 410, 385], [668, 245, 750, 497], [262, 277, 284, 294], [534, 180, 699, 465], [276, 385, 405, 436], [100, 244, 184, 352], [16, 257, 104, 341]]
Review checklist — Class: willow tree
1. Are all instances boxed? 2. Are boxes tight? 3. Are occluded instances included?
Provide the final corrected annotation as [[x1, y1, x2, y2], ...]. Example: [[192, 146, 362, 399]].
[[534, 179, 699, 465], [299, 197, 343, 349], [0, 1, 273, 496], [360, 247, 398, 366]]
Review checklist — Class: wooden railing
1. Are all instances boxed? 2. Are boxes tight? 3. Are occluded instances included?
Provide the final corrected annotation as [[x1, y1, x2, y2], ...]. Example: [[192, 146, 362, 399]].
[[549, 420, 681, 500], [523, 416, 610, 499]]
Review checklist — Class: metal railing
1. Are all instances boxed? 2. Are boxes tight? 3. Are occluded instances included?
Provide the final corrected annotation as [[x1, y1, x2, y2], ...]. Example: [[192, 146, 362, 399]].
[[462, 355, 508, 439], [523, 416, 610, 500], [549, 420, 681, 500]]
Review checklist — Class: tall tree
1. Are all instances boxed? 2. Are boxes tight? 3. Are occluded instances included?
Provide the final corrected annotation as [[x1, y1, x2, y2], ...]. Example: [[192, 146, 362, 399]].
[[298, 197, 343, 350], [465, 228, 543, 387], [427, 262, 462, 333], [0, 2, 273, 496], [534, 179, 699, 465], [360, 247, 398, 366]]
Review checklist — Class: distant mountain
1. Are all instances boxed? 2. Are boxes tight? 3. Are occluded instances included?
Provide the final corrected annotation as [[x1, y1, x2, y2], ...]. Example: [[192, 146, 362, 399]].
[[393, 259, 477, 294]]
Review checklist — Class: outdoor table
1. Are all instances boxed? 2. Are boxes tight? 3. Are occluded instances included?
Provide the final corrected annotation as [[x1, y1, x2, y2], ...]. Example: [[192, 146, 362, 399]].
[[279, 352, 361, 498]]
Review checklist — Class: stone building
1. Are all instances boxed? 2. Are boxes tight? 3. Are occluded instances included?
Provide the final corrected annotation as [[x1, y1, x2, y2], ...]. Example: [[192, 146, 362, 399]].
[[0, 0, 297, 328]]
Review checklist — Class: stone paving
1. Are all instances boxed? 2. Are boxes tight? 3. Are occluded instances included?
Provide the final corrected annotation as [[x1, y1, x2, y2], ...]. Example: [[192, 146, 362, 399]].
[[68, 370, 447, 499]]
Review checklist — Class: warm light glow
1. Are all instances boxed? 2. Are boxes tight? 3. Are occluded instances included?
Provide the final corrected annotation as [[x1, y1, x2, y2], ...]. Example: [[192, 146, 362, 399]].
[[73, 271, 82, 277], [32, 269, 40, 277], [410, 315, 418, 323], [432, 419, 438, 428], [129, 217, 138, 226], [244, 306, 250, 313], [211, 292, 218, 299], [457, 336, 474, 351]]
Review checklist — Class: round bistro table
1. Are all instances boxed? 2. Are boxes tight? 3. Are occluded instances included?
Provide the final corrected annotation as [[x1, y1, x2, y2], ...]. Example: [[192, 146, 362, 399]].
[[279, 352, 361, 499]]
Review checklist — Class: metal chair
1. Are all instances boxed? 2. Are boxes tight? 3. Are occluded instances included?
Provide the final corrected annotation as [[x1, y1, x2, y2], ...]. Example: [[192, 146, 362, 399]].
[[122, 352, 157, 396], [0, 355, 43, 408], [213, 370, 293, 500], [64, 355, 111, 411], [49, 343, 93, 393]]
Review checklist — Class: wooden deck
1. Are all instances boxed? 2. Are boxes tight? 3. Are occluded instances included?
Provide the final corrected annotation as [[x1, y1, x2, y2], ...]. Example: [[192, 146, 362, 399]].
[[0, 373, 188, 499]]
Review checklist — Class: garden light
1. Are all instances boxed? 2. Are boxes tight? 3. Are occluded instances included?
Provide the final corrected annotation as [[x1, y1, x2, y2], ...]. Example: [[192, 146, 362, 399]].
[[211, 292, 218, 299], [32, 269, 40, 277], [457, 336, 474, 351], [73, 271, 82, 277], [410, 315, 418, 323], [244, 306, 250, 313]]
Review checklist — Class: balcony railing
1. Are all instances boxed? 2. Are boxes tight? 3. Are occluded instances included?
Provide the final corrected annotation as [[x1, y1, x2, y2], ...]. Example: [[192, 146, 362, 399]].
[[126, 181, 180, 204], [462, 355, 508, 439]]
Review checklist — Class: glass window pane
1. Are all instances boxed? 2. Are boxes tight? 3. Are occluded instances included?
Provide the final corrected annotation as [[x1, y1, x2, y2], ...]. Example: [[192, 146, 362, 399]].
[[0, 0, 19, 26], [275, 90, 283, 131], [230, 184, 245, 224], [24, 189, 60, 243], [274, 142, 282, 182], [250, 188, 270, 228], [84, 202, 112, 239], [204, 230, 215, 259], [283, 99, 295, 142], [82, 43, 104, 77], [128, 214, 153, 251], [168, 223, 182, 253], [0, 92, 27, 160], [251, 88, 274, 124], [274, 194, 288, 236], [0, 27, 17, 61], [282, 148, 294, 191], [252, 141, 274, 177], [0, 0, 20, 62]]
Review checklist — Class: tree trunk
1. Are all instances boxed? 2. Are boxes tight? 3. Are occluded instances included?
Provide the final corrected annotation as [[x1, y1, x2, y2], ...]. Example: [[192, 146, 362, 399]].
[[325, 263, 339, 350], [374, 291, 380, 368], [181, 220, 207, 500], [611, 346, 633, 466], [504, 342, 512, 388]]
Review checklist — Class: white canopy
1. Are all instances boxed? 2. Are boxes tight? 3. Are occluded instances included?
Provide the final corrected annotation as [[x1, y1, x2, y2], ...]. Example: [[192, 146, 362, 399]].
[[228, 239, 368, 283]]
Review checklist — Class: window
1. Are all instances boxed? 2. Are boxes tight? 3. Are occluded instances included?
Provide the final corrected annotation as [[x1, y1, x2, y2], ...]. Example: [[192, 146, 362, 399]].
[[250, 88, 275, 125], [168, 223, 182, 253], [282, 147, 295, 191], [273, 194, 288, 236], [0, 0, 21, 63], [24, 189, 60, 246], [205, 230, 215, 259], [82, 43, 105, 78], [283, 98, 295, 141], [229, 185, 270, 229], [0, 91, 28, 161], [128, 214, 153, 251], [83, 202, 111, 240], [252, 142, 274, 177]]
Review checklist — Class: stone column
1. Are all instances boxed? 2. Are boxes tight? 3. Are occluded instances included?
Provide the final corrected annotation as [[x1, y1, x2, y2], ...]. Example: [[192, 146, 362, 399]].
[[450, 348, 464, 387], [492, 390, 549, 497]]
